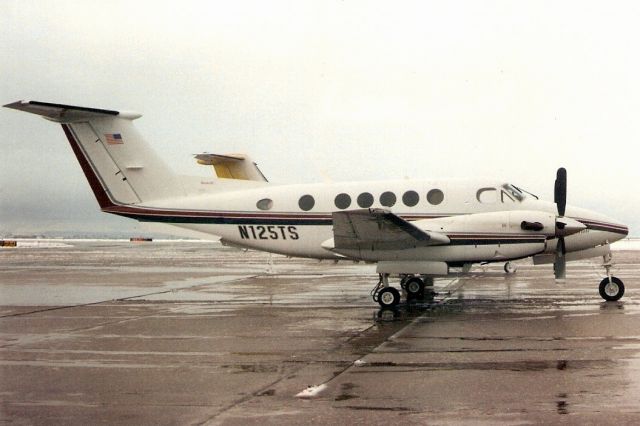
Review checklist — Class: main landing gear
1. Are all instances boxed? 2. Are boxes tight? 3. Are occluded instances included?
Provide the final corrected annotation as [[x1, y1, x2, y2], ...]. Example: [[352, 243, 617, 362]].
[[372, 274, 435, 308], [403, 276, 425, 299], [599, 254, 624, 301]]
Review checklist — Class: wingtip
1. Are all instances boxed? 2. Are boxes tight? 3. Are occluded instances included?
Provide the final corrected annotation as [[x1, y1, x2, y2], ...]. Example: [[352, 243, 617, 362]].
[[3, 100, 28, 109]]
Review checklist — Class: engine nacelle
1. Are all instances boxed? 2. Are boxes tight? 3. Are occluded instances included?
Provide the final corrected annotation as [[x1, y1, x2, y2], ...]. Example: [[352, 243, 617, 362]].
[[414, 210, 560, 237]]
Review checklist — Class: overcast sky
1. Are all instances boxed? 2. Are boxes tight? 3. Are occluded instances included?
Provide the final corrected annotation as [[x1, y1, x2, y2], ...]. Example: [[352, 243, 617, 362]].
[[1, 0, 639, 236]]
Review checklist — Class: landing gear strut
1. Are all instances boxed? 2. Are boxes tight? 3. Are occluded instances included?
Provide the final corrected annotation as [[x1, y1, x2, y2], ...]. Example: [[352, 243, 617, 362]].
[[599, 254, 624, 301]]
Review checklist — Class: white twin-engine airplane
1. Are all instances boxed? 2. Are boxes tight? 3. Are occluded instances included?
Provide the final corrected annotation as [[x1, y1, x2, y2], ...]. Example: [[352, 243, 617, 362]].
[[5, 100, 630, 307]]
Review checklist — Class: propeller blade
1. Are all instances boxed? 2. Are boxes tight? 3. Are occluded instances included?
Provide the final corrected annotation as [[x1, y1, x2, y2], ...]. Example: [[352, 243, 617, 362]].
[[554, 167, 567, 217], [554, 237, 566, 279], [554, 257, 566, 279]]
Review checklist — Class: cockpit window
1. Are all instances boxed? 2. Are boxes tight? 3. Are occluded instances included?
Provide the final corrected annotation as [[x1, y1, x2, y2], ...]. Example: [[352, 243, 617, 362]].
[[479, 184, 532, 204], [477, 187, 497, 204], [512, 184, 539, 200], [501, 184, 525, 202], [501, 190, 515, 203]]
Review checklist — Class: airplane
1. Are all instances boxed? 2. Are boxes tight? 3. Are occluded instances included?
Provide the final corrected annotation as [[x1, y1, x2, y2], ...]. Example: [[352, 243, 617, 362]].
[[4, 100, 629, 308]]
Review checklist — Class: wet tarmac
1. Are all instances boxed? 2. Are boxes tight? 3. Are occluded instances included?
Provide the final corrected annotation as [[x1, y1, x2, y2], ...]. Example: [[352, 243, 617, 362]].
[[1, 240, 640, 425]]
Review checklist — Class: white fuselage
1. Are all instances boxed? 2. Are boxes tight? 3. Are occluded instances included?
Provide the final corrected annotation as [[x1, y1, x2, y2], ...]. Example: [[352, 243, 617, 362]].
[[4, 100, 627, 269], [140, 178, 627, 262]]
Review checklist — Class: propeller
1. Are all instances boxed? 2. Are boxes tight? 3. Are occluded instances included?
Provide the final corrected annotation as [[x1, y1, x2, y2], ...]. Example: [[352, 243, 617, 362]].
[[554, 168, 567, 279], [554, 235, 566, 279], [554, 168, 567, 217]]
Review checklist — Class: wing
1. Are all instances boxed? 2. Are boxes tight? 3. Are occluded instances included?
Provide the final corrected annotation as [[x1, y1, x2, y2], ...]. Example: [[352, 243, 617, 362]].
[[327, 208, 450, 253]]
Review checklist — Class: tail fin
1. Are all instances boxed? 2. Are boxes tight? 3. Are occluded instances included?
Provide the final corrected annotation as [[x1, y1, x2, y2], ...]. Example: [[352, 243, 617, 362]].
[[4, 100, 183, 209]]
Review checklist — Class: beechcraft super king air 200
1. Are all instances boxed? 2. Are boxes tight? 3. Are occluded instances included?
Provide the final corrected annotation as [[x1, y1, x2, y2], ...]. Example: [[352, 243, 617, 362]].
[[5, 100, 630, 307]]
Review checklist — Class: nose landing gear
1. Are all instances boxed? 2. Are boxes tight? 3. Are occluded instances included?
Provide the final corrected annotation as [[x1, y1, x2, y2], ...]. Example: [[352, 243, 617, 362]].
[[599, 254, 624, 302], [599, 276, 624, 301]]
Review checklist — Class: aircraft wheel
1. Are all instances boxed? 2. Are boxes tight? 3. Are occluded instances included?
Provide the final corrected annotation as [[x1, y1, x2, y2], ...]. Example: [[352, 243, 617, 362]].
[[504, 262, 517, 274], [399, 275, 408, 289], [405, 277, 425, 300], [378, 287, 401, 308], [599, 276, 625, 301]]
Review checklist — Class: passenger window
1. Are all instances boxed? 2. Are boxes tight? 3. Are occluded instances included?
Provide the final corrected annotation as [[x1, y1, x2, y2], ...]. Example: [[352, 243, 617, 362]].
[[298, 194, 315, 211], [476, 188, 497, 204], [334, 193, 351, 209], [380, 191, 396, 207], [427, 189, 444, 205], [357, 192, 374, 208], [402, 190, 419, 207], [256, 198, 273, 210]]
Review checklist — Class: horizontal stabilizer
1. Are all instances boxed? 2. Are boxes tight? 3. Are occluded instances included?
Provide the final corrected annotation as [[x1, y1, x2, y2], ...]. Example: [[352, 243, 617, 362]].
[[194, 152, 268, 182], [330, 208, 450, 253], [3, 100, 141, 122]]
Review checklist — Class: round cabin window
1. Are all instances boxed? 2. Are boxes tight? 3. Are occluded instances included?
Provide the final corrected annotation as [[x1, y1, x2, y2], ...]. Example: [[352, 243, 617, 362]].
[[357, 192, 374, 208], [298, 194, 315, 211], [427, 189, 444, 205], [402, 190, 419, 207], [380, 191, 396, 207], [334, 193, 351, 209]]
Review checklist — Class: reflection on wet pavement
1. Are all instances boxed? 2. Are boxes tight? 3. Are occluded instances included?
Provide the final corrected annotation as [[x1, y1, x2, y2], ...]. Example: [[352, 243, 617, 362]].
[[1, 241, 639, 424]]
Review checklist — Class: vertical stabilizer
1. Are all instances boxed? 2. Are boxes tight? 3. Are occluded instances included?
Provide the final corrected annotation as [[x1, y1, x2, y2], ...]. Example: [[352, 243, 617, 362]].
[[4, 101, 183, 208]]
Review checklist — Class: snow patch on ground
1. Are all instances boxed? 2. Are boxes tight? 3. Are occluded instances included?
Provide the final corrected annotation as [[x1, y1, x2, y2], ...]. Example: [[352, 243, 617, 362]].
[[14, 240, 74, 248], [296, 384, 328, 398], [611, 238, 640, 251]]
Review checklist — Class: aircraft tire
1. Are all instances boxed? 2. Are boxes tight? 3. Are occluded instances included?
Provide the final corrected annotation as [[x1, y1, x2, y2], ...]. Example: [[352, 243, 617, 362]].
[[405, 277, 425, 300], [504, 262, 517, 274], [399, 276, 408, 289], [378, 287, 400, 308], [599, 276, 624, 301]]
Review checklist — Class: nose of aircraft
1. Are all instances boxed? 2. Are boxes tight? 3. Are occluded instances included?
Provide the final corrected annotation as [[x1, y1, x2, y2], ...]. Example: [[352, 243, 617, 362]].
[[606, 219, 629, 242], [567, 206, 629, 243]]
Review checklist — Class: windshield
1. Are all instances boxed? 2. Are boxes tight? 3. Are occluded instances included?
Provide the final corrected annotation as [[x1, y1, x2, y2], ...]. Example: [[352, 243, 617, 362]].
[[501, 183, 525, 202], [510, 184, 539, 200]]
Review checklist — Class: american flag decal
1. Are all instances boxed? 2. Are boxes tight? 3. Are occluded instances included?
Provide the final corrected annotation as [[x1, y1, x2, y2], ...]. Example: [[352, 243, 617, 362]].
[[105, 133, 124, 145]]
